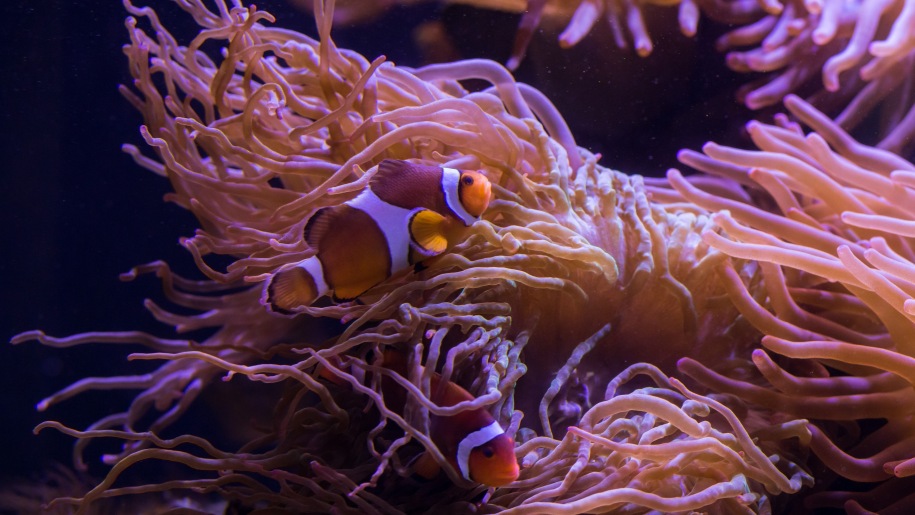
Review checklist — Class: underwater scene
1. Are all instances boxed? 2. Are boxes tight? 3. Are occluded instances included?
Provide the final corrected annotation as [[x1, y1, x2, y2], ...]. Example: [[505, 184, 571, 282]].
[[4, 0, 915, 513]]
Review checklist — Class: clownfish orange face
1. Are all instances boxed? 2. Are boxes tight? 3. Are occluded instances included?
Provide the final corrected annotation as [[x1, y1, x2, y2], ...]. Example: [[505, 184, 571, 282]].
[[457, 170, 492, 218], [466, 433, 519, 487]]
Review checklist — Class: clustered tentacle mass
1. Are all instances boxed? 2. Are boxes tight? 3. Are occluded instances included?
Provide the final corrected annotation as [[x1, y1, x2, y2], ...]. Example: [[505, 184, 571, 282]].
[[667, 95, 915, 512], [11, 0, 915, 513]]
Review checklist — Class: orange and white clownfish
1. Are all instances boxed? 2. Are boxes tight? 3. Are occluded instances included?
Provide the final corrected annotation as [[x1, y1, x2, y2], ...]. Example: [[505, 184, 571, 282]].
[[265, 159, 492, 313], [317, 350, 519, 487], [417, 370, 520, 487]]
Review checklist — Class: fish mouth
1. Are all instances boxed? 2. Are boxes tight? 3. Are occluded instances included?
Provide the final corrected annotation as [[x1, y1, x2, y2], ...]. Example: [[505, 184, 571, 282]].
[[486, 475, 518, 487], [482, 466, 520, 487]]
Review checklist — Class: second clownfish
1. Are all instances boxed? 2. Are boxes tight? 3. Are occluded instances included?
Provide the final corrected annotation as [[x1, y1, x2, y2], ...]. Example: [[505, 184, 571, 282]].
[[266, 159, 492, 313], [319, 350, 519, 487], [408, 365, 519, 487]]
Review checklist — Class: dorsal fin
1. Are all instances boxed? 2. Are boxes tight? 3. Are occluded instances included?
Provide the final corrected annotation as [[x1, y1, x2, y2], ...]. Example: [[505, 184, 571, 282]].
[[372, 160, 448, 214], [303, 207, 335, 247], [375, 159, 414, 182], [429, 373, 475, 407]]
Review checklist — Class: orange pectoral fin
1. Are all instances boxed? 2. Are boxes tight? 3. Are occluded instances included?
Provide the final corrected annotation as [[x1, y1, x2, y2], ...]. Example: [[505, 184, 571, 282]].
[[409, 209, 449, 254]]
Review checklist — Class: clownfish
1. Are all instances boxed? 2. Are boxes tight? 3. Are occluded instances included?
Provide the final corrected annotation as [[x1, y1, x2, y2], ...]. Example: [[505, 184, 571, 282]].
[[317, 350, 519, 487], [415, 370, 520, 487], [266, 159, 492, 313]]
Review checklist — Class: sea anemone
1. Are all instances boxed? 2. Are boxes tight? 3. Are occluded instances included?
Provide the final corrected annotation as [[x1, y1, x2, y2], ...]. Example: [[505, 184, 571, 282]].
[[493, 0, 915, 154], [719, 0, 915, 157], [285, 0, 915, 156], [10, 0, 818, 512], [669, 94, 915, 512]]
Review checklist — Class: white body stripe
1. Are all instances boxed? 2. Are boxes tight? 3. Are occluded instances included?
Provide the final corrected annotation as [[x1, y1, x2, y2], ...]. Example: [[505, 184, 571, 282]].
[[347, 189, 413, 272], [295, 255, 329, 298], [456, 421, 504, 481], [441, 167, 478, 226]]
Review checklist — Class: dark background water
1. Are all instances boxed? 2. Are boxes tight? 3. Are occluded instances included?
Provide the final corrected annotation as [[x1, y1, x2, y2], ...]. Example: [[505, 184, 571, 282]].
[[2, 0, 194, 488], [0, 0, 748, 496], [0, 0, 441, 489]]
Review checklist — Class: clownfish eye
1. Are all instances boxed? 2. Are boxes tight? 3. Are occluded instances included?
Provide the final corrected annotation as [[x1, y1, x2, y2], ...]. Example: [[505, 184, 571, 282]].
[[482, 446, 494, 458], [461, 175, 474, 186]]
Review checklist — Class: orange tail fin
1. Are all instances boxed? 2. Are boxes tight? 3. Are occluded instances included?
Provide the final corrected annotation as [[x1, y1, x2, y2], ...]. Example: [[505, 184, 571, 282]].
[[266, 264, 319, 313]]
